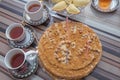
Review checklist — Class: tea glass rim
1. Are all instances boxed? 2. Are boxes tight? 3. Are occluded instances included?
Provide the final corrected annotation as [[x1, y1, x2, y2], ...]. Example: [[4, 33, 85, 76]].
[[25, 0, 43, 14], [4, 48, 26, 70], [5, 23, 25, 41]]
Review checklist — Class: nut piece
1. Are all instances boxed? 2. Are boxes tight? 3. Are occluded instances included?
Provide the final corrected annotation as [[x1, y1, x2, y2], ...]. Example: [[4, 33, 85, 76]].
[[71, 42, 76, 48], [71, 26, 77, 34]]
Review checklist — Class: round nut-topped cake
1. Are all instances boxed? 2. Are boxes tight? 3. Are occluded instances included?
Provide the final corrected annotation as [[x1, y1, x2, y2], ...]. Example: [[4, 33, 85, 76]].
[[38, 21, 102, 79]]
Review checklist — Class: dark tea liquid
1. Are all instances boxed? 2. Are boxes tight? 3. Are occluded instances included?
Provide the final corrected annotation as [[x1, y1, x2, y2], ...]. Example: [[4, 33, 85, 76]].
[[28, 4, 40, 12], [11, 53, 24, 68], [10, 27, 23, 39], [99, 0, 112, 9]]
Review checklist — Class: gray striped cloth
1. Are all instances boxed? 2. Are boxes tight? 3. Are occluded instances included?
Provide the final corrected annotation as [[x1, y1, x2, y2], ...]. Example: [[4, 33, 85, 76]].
[[0, 0, 120, 80]]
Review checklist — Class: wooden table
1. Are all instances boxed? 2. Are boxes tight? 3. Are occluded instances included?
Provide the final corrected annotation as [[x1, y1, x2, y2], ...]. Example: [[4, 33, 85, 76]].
[[0, 0, 120, 80]]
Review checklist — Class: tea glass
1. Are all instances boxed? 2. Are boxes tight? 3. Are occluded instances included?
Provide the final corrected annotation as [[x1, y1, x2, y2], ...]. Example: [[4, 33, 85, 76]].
[[3, 48, 38, 78], [5, 23, 26, 42], [25, 0, 43, 21], [98, 0, 112, 9]]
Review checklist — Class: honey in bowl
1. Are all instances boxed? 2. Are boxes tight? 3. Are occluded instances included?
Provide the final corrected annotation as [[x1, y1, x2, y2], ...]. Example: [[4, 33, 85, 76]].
[[28, 4, 40, 12], [98, 0, 112, 10]]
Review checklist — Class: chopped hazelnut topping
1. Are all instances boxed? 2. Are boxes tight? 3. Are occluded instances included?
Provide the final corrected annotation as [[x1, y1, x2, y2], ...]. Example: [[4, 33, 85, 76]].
[[73, 26, 77, 34], [71, 42, 76, 48], [79, 30, 83, 34], [62, 22, 66, 28], [89, 54, 94, 59], [93, 34, 97, 37], [55, 23, 58, 27], [71, 26, 77, 34], [91, 49, 101, 53], [48, 46, 54, 49], [82, 33, 89, 38], [90, 65, 94, 68], [79, 48, 84, 52], [54, 41, 72, 64], [87, 39, 92, 43], [60, 44, 67, 51], [43, 41, 48, 45], [49, 38, 56, 43], [88, 46, 92, 50]]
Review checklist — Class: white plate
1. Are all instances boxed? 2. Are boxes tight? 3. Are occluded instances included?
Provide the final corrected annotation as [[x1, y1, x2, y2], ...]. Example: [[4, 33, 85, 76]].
[[8, 27, 34, 48], [91, 0, 119, 12]]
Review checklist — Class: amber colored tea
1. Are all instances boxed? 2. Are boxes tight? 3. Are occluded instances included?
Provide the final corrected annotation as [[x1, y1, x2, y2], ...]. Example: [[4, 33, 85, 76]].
[[10, 27, 23, 39], [10, 53, 24, 68], [99, 0, 112, 9], [28, 4, 40, 12]]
